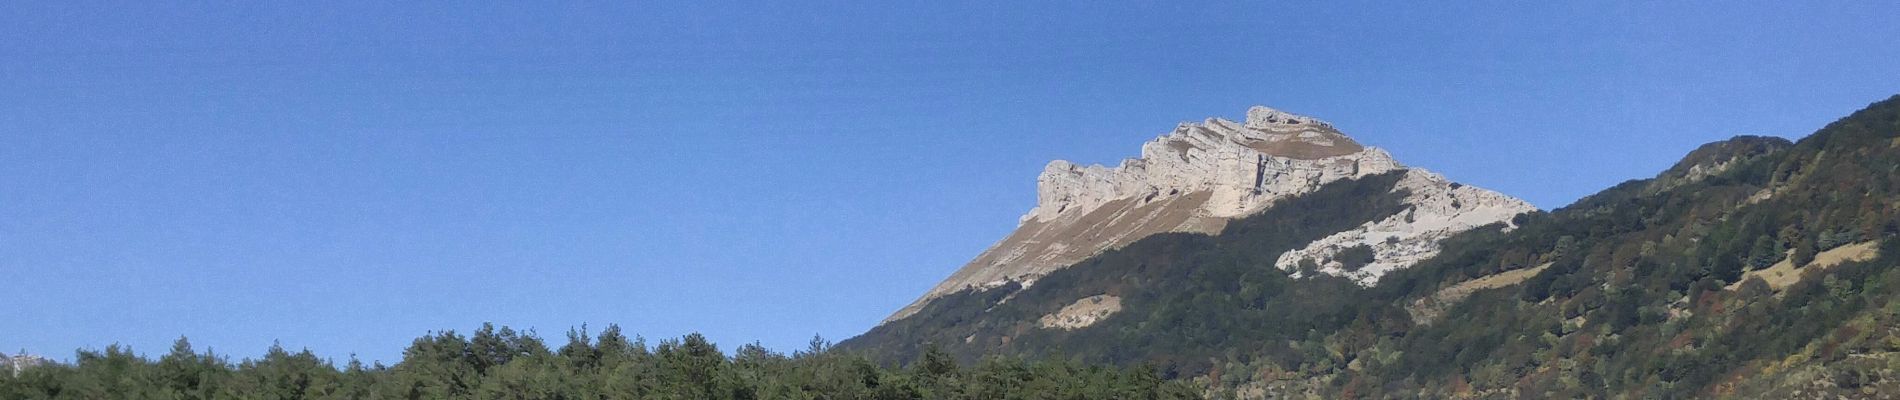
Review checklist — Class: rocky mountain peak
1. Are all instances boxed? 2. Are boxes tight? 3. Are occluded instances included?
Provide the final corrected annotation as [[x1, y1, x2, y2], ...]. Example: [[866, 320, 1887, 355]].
[[1245, 105, 1333, 129], [1025, 107, 1392, 225], [882, 106, 1535, 323]]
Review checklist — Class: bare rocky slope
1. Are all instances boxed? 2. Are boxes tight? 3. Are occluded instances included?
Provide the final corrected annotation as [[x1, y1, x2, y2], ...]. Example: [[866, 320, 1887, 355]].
[[883, 106, 1534, 323]]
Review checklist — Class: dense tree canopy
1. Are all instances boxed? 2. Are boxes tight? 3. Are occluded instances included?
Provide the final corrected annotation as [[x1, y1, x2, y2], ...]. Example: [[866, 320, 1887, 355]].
[[0, 325, 1199, 399]]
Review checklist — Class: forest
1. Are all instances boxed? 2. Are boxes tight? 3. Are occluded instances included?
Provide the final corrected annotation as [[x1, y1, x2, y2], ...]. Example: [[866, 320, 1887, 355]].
[[0, 324, 1199, 399]]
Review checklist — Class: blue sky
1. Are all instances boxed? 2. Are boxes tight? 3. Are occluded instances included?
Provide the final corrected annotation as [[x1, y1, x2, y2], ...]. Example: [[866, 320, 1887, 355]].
[[3, 2, 1898, 364]]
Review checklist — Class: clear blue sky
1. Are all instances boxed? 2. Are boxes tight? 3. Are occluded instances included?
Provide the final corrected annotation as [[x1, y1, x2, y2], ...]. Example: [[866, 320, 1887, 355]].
[[4, 2, 1898, 364]]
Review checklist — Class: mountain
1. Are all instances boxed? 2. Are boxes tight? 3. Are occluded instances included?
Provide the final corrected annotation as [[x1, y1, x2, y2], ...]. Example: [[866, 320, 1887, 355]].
[[882, 107, 1533, 324], [849, 107, 1532, 369], [847, 96, 1900, 398]]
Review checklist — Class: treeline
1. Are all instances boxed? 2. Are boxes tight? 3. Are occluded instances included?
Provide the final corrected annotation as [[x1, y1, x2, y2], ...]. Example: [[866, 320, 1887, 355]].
[[0, 324, 1201, 399]]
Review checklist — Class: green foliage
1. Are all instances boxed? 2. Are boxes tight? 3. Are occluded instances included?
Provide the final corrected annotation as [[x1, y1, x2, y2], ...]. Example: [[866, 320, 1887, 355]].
[[1341, 95, 1900, 397], [1336, 245, 1376, 272], [0, 330, 1199, 399], [1748, 235, 1784, 270]]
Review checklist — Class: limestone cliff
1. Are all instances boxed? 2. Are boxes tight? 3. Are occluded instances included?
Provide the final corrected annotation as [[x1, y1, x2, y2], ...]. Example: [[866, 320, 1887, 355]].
[[883, 106, 1534, 323]]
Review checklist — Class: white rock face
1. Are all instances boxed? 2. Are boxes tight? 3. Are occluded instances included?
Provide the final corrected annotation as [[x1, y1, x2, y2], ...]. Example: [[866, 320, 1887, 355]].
[[2, 354, 47, 377], [1025, 106, 1399, 224], [1273, 169, 1537, 284], [1037, 294, 1123, 330], [882, 106, 1532, 324]]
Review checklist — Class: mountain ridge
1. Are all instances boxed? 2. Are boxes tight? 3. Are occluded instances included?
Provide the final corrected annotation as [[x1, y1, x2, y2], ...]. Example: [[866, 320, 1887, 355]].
[[883, 106, 1534, 323], [849, 95, 1900, 397]]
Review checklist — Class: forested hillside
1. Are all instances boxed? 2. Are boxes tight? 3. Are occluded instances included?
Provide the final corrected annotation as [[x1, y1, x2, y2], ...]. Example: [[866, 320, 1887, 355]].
[[848, 95, 1900, 398], [0, 324, 1198, 399], [1323, 95, 1900, 398]]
